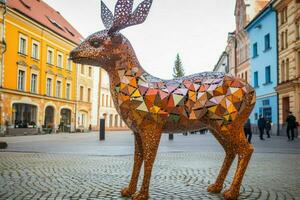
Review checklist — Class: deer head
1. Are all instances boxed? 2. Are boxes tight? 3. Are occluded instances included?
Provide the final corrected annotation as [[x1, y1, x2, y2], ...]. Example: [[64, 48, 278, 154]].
[[70, 0, 153, 69]]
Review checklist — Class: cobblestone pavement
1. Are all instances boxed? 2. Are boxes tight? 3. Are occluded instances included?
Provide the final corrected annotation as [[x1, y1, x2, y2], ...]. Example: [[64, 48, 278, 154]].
[[0, 151, 299, 200]]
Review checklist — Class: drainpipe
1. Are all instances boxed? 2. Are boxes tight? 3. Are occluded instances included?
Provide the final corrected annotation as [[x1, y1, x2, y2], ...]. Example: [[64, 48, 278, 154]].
[[275, 8, 280, 136], [0, 1, 6, 88]]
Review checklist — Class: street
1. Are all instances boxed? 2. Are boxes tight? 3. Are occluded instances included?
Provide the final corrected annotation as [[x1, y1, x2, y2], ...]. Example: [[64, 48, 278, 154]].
[[0, 132, 300, 199]]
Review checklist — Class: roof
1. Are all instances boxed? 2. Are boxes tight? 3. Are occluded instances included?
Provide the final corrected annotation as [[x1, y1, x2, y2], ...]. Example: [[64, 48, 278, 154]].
[[7, 0, 83, 45]]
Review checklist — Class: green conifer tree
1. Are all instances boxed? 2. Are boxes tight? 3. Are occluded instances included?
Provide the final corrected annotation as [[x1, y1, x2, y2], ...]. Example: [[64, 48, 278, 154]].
[[173, 53, 185, 78]]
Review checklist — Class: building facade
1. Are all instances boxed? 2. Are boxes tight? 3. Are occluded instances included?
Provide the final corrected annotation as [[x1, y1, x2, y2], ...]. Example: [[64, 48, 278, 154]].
[[246, 4, 279, 134], [228, 0, 270, 83], [0, 0, 92, 135], [97, 68, 127, 130], [213, 51, 229, 73], [274, 0, 300, 133]]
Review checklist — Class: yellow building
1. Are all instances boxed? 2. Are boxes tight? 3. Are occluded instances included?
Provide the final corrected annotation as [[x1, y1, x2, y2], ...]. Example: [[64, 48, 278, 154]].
[[274, 0, 300, 132], [0, 0, 91, 135]]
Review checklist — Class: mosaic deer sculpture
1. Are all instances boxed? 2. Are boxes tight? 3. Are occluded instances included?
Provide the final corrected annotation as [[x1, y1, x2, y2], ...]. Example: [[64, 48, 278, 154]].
[[70, 0, 256, 199]]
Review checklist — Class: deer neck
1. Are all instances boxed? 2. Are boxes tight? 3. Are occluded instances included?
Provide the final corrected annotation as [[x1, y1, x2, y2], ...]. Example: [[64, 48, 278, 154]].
[[107, 49, 147, 95]]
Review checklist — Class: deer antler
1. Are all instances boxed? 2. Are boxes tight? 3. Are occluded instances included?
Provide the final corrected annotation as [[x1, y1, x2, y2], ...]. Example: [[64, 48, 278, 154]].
[[101, 1, 114, 29], [101, 0, 153, 34]]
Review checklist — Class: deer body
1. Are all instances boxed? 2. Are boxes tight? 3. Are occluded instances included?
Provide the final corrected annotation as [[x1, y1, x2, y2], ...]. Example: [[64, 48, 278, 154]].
[[70, 1, 256, 200]]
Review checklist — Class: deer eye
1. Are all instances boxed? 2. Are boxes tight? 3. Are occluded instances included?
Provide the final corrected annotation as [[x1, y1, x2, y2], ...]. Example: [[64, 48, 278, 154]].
[[90, 39, 103, 48]]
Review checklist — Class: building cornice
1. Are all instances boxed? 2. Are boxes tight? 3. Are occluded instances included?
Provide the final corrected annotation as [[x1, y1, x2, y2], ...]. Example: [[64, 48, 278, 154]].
[[273, 0, 293, 11], [0, 87, 76, 104]]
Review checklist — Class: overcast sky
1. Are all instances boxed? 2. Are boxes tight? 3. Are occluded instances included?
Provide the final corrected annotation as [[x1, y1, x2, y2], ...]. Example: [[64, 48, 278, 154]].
[[44, 0, 236, 79]]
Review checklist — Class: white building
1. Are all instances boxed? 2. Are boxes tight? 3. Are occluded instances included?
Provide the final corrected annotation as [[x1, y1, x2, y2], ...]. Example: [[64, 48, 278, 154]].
[[91, 68, 128, 130]]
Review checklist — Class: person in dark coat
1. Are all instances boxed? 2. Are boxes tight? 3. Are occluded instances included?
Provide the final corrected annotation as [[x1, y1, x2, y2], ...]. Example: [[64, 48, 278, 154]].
[[286, 112, 296, 141], [265, 120, 271, 138], [257, 115, 266, 140], [244, 119, 252, 143]]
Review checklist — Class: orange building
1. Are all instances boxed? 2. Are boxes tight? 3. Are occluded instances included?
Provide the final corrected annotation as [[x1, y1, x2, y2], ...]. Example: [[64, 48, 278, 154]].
[[0, 0, 92, 135]]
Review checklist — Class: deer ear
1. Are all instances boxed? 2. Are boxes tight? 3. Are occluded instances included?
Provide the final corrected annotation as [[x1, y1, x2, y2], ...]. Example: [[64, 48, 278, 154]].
[[127, 0, 153, 26], [112, 0, 134, 29], [101, 1, 114, 29]]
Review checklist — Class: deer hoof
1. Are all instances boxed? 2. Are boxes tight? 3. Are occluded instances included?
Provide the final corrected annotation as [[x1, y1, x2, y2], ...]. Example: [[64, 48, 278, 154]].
[[120, 187, 134, 197], [222, 189, 239, 200], [207, 183, 223, 193], [132, 192, 148, 200]]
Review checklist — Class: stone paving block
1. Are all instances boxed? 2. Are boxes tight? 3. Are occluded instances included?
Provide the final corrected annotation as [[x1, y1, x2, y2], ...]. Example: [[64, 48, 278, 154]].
[[0, 152, 299, 199]]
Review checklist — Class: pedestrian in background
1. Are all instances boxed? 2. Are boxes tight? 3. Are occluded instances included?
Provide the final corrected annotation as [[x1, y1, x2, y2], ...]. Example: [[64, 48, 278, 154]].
[[257, 115, 266, 140], [286, 112, 297, 141], [244, 119, 252, 143], [265, 120, 271, 138]]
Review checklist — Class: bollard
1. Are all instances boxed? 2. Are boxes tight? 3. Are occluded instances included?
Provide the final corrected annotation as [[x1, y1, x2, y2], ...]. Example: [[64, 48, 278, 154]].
[[168, 133, 173, 140], [99, 119, 105, 141]]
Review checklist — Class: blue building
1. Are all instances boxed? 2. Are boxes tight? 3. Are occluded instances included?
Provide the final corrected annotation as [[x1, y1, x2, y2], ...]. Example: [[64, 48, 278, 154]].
[[245, 4, 278, 134]]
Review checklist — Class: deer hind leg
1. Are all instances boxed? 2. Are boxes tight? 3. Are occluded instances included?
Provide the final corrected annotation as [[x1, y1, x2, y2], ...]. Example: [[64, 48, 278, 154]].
[[132, 129, 162, 200], [223, 128, 253, 200], [121, 132, 144, 197], [208, 129, 236, 194]]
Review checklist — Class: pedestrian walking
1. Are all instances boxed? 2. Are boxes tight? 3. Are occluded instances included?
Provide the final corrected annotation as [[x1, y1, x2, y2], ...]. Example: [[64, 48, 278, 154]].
[[244, 119, 252, 143], [257, 115, 266, 140], [265, 120, 271, 138], [286, 112, 297, 141]]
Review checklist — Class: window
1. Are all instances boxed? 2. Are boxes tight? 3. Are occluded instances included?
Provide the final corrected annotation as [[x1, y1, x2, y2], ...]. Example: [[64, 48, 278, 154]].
[[281, 32, 284, 50], [30, 74, 37, 93], [81, 64, 85, 74], [285, 30, 288, 48], [88, 88, 91, 102], [106, 95, 108, 107], [18, 70, 25, 91], [264, 34, 270, 50], [102, 94, 105, 106], [67, 59, 72, 71], [296, 23, 300, 40], [47, 47, 54, 64], [262, 99, 270, 106], [66, 83, 71, 99], [281, 60, 286, 82], [263, 107, 272, 122], [88, 67, 92, 77], [286, 59, 289, 81], [281, 7, 288, 24], [265, 66, 271, 84], [56, 80, 61, 98], [80, 86, 84, 101], [19, 35, 27, 55], [32, 41, 39, 59], [245, 71, 248, 83], [253, 43, 258, 57], [57, 53, 63, 68], [46, 78, 52, 96], [254, 71, 259, 87], [284, 7, 287, 23]]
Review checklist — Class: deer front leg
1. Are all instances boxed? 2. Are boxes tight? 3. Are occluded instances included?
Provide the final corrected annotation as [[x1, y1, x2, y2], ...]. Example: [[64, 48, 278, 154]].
[[121, 132, 144, 197], [223, 131, 253, 200], [208, 150, 236, 193], [132, 130, 162, 200]]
